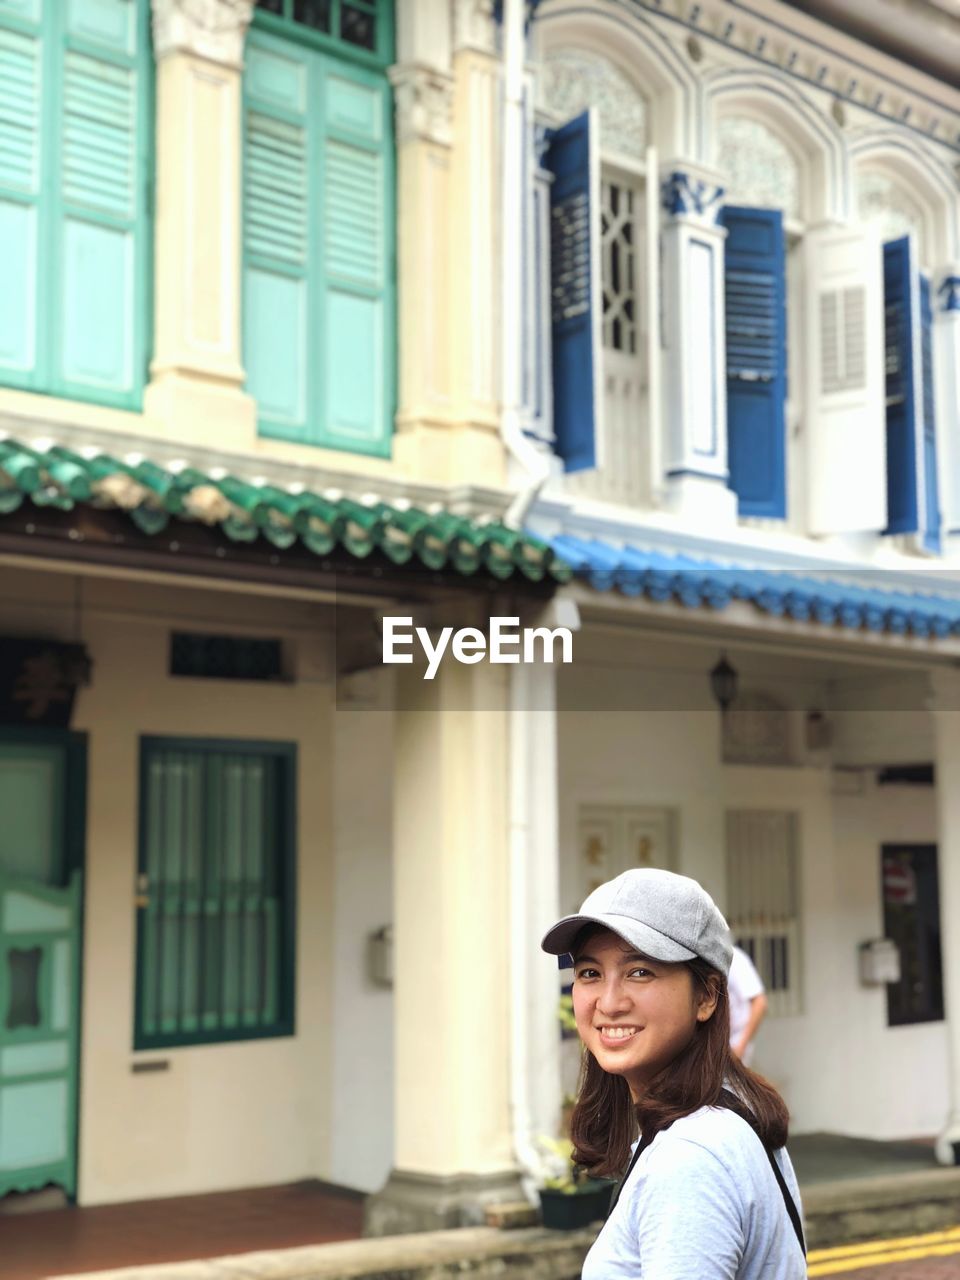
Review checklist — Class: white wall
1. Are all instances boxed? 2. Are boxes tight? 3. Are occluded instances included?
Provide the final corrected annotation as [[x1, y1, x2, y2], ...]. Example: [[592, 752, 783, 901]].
[[1, 567, 343, 1204], [557, 661, 948, 1140], [329, 670, 395, 1192]]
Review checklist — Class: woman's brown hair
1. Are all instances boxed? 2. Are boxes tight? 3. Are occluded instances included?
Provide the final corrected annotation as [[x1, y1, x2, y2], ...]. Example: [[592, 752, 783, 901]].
[[569, 948, 790, 1178]]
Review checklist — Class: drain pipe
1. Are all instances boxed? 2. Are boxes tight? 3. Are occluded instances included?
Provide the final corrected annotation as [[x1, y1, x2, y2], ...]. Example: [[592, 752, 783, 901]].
[[509, 655, 563, 1200], [501, 0, 550, 532]]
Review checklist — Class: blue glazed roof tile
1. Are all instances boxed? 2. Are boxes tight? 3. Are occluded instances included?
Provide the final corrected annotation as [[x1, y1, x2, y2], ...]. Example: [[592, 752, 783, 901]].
[[540, 537, 960, 640]]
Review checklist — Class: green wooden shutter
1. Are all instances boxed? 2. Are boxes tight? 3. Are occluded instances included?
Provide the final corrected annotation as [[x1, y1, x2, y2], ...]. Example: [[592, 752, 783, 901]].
[[0, 5, 43, 388], [243, 33, 394, 455], [0, 0, 150, 407], [243, 33, 314, 442], [318, 61, 393, 454], [54, 0, 149, 404]]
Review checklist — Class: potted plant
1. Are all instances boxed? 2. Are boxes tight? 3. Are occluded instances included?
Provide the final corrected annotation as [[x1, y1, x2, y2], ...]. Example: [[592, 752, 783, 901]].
[[534, 1136, 616, 1230]]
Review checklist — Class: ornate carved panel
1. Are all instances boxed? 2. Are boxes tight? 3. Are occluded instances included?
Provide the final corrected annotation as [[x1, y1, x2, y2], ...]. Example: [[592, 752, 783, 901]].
[[541, 49, 647, 161], [716, 115, 800, 219], [151, 0, 254, 66], [856, 170, 926, 249]]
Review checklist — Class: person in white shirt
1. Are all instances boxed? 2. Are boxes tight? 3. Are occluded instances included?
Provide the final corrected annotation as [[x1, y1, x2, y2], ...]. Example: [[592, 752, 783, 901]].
[[728, 945, 768, 1066]]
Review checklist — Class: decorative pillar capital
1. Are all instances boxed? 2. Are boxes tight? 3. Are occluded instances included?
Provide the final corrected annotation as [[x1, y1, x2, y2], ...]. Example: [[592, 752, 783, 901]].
[[660, 163, 726, 227], [151, 0, 254, 68], [389, 63, 455, 148], [936, 268, 960, 315], [452, 0, 497, 56]]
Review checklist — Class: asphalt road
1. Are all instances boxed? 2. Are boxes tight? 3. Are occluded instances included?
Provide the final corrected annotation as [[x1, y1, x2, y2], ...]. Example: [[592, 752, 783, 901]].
[[807, 1225, 960, 1278]]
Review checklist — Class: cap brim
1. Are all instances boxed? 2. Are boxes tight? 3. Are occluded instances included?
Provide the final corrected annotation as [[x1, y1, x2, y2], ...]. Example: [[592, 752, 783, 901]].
[[541, 912, 697, 964]]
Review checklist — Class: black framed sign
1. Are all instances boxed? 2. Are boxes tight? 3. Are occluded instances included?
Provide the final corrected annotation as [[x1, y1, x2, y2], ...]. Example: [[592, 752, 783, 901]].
[[880, 843, 944, 1026]]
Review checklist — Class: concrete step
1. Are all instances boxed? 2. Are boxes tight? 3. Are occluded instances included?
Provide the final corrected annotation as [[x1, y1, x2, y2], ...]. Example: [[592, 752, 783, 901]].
[[803, 1166, 960, 1249]]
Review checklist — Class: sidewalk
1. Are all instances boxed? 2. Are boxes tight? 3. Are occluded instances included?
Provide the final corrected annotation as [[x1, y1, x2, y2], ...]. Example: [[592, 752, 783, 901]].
[[4, 1134, 959, 1280], [1, 1180, 364, 1280]]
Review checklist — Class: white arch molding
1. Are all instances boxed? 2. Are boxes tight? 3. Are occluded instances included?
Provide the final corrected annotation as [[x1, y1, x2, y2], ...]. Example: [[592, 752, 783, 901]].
[[702, 66, 847, 224], [531, 0, 701, 158], [849, 130, 960, 265]]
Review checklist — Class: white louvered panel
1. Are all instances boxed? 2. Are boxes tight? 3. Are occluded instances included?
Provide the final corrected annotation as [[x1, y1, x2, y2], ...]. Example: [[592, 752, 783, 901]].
[[62, 51, 135, 218], [805, 224, 885, 533], [725, 810, 802, 1017], [820, 286, 867, 394], [324, 140, 381, 284], [0, 26, 40, 192], [843, 285, 866, 388], [244, 111, 307, 266]]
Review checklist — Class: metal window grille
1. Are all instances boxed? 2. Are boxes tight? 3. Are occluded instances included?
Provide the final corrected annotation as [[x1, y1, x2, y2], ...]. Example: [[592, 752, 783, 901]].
[[601, 179, 639, 354], [256, 0, 385, 59], [726, 810, 802, 1017], [169, 633, 284, 681], [135, 741, 294, 1048]]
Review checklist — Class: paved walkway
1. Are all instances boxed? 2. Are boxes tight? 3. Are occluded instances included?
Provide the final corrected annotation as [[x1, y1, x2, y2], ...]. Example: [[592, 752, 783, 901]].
[[0, 1135, 948, 1280], [1, 1180, 364, 1280], [791, 1132, 939, 1183]]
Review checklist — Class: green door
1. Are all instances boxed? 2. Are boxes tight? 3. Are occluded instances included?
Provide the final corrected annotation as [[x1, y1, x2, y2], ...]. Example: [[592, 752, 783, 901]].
[[0, 739, 83, 1198]]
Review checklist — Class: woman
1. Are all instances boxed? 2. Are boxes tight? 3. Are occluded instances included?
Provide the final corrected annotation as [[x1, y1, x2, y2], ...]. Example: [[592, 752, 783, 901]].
[[541, 867, 805, 1279]]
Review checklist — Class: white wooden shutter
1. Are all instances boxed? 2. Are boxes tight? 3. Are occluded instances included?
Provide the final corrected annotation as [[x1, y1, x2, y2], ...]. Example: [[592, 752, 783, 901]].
[[804, 225, 885, 534]]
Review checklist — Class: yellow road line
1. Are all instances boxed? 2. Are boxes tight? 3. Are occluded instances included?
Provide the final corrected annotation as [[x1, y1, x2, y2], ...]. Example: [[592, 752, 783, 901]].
[[808, 1240, 960, 1275], [809, 1224, 960, 1262]]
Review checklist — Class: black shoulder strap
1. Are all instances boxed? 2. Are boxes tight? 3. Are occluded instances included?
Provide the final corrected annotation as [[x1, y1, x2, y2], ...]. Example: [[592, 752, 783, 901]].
[[605, 1097, 806, 1259], [605, 1129, 652, 1219], [718, 1089, 805, 1259], [764, 1143, 806, 1258]]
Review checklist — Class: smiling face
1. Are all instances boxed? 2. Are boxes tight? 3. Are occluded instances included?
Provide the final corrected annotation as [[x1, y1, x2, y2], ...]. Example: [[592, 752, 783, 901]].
[[571, 928, 719, 1099]]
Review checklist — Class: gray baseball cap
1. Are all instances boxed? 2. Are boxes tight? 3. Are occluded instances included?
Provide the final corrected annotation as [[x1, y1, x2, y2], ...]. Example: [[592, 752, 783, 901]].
[[541, 868, 733, 976]]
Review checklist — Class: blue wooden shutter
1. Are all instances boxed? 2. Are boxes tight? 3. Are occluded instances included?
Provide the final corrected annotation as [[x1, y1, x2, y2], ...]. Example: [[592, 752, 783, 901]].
[[54, 0, 149, 405], [883, 235, 940, 550], [243, 34, 314, 442], [0, 8, 43, 389], [920, 275, 941, 553], [545, 110, 602, 472], [318, 61, 393, 455], [718, 206, 787, 518]]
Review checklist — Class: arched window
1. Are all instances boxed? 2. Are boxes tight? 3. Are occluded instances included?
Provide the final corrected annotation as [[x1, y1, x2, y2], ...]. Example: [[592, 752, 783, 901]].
[[712, 112, 800, 522], [853, 161, 943, 550], [541, 47, 652, 504]]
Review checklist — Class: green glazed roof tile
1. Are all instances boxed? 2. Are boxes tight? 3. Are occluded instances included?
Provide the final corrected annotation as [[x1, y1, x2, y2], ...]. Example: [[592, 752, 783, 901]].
[[0, 437, 572, 585]]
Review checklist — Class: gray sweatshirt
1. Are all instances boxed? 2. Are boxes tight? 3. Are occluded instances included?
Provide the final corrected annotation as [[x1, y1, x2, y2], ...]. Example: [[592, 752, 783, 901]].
[[581, 1106, 806, 1279]]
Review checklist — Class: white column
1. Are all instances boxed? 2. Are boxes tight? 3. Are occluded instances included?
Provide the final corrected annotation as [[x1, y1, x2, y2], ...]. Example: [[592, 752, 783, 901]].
[[934, 267, 960, 541], [446, 0, 505, 483], [928, 670, 960, 1165], [144, 0, 257, 446], [365, 655, 524, 1233], [391, 0, 506, 487], [509, 648, 564, 1195], [658, 162, 737, 528], [389, 60, 456, 472]]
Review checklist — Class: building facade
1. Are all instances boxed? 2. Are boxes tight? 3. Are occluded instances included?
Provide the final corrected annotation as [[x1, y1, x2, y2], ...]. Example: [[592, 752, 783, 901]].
[[2, 0, 960, 1242]]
